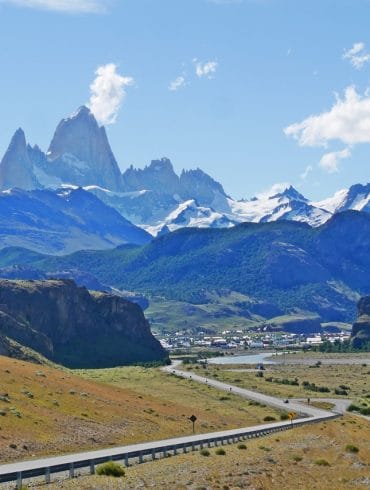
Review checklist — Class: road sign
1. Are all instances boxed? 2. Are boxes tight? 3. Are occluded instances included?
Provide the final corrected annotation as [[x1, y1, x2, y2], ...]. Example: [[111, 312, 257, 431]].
[[189, 414, 197, 433], [288, 412, 296, 419]]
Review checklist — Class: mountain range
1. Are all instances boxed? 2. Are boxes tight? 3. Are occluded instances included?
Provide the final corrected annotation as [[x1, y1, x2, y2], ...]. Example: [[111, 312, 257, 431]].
[[1, 106, 370, 244], [1, 210, 369, 329]]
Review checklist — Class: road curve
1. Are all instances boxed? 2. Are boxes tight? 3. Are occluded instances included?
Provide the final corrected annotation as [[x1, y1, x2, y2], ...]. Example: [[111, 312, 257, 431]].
[[162, 361, 335, 419], [0, 361, 340, 486]]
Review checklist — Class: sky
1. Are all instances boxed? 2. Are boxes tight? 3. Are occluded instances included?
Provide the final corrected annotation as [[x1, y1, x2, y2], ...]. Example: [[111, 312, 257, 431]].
[[0, 0, 370, 200]]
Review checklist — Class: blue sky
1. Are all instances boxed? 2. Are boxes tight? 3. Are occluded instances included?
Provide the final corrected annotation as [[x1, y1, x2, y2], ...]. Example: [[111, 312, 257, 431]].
[[0, 0, 370, 200]]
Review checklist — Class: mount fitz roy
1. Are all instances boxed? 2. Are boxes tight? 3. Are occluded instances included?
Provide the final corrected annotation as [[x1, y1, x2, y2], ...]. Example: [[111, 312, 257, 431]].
[[1, 106, 370, 244]]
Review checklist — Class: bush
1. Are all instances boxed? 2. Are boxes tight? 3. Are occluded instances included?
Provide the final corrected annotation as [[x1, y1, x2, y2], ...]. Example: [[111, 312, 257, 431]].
[[347, 404, 361, 412], [314, 459, 330, 466], [237, 443, 247, 450], [292, 455, 302, 462], [200, 448, 210, 457], [345, 444, 359, 453], [215, 448, 226, 455], [360, 407, 370, 415], [263, 416, 276, 422], [96, 461, 125, 477], [334, 388, 348, 396], [280, 413, 289, 420]]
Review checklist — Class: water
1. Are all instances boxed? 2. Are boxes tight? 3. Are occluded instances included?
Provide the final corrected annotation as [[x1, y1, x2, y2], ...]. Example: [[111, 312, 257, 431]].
[[207, 352, 277, 365]]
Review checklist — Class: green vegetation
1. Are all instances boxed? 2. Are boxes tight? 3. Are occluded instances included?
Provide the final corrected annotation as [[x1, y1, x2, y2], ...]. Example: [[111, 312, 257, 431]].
[[8, 214, 370, 325], [345, 444, 359, 453], [96, 462, 125, 477], [200, 448, 210, 457], [314, 459, 330, 466], [215, 448, 226, 455]]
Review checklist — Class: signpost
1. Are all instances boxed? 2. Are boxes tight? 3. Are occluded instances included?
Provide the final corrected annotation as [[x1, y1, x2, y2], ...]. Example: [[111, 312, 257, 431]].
[[189, 414, 197, 434]]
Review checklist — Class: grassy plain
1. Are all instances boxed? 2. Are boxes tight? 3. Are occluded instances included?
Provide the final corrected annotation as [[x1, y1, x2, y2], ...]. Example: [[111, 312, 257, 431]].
[[47, 414, 370, 489], [0, 356, 280, 464], [194, 356, 370, 408]]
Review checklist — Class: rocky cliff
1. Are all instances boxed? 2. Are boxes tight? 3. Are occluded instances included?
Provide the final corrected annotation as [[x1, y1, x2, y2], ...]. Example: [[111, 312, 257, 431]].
[[0, 279, 167, 368], [351, 296, 370, 348]]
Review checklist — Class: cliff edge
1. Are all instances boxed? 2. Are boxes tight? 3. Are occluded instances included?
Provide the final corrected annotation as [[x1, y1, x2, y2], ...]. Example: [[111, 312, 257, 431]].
[[0, 279, 167, 368], [351, 296, 370, 348]]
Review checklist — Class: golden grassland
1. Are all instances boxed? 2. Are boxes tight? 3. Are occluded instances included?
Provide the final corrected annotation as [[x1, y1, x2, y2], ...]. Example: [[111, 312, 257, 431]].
[[189, 358, 370, 406], [0, 357, 281, 464], [47, 415, 370, 490]]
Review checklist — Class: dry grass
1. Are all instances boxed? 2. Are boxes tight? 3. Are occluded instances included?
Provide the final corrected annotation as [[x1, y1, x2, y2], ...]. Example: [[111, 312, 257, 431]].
[[200, 359, 370, 406], [0, 357, 280, 464], [46, 415, 370, 489]]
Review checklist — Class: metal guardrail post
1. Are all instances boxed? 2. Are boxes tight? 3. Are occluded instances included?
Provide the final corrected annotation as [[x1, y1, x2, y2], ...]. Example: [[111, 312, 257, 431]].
[[16, 472, 22, 489], [124, 454, 129, 467], [151, 449, 156, 460], [90, 460, 95, 475], [45, 467, 51, 484], [69, 463, 75, 478]]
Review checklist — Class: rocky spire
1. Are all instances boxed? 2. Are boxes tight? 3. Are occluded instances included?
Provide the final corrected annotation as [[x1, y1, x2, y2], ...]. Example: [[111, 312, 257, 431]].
[[0, 128, 38, 190], [47, 106, 123, 191]]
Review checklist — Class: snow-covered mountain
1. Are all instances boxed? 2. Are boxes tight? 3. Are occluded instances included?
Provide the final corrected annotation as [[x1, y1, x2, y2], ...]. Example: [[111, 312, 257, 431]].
[[313, 183, 370, 214], [0, 105, 369, 239]]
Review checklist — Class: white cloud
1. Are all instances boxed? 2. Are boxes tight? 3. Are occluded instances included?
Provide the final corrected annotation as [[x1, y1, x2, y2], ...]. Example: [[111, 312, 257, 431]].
[[194, 59, 218, 79], [0, 0, 109, 13], [300, 165, 313, 180], [284, 86, 370, 147], [319, 148, 351, 174], [88, 63, 134, 125], [169, 76, 186, 92], [256, 182, 291, 199], [343, 42, 370, 69]]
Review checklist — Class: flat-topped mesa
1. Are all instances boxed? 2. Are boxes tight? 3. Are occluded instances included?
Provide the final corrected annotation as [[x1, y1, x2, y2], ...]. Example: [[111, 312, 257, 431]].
[[0, 279, 167, 368], [47, 106, 124, 191], [351, 296, 370, 348]]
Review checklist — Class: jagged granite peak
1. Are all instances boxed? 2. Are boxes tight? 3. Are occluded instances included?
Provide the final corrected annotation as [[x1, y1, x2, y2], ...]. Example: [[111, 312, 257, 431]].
[[0, 279, 167, 368], [179, 168, 228, 208], [122, 157, 180, 195], [47, 106, 123, 191], [271, 185, 308, 202], [0, 128, 39, 191]]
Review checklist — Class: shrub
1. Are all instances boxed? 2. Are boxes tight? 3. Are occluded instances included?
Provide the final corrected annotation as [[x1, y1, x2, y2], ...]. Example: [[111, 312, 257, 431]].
[[360, 407, 370, 415], [200, 448, 210, 457], [215, 448, 226, 455], [314, 459, 330, 466], [292, 455, 302, 462], [237, 443, 247, 450], [347, 404, 361, 412], [345, 444, 359, 453], [334, 388, 348, 396], [263, 416, 276, 422], [96, 461, 125, 477], [280, 413, 289, 420]]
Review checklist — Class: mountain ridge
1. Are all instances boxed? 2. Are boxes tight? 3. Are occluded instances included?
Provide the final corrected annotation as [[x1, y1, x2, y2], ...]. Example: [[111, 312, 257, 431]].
[[1, 106, 370, 237]]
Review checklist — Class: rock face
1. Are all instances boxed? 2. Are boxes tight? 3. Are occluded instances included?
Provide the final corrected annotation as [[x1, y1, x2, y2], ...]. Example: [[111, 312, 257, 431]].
[[47, 106, 124, 191], [0, 129, 39, 190], [0, 279, 167, 368], [351, 296, 370, 348]]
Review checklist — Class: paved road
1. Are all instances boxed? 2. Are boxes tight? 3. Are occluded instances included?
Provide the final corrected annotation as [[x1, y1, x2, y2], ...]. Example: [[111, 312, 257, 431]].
[[162, 361, 335, 419], [0, 361, 340, 486]]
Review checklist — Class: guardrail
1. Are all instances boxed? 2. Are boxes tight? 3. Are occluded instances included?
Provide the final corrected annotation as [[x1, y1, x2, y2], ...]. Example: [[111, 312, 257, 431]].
[[0, 413, 340, 488]]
